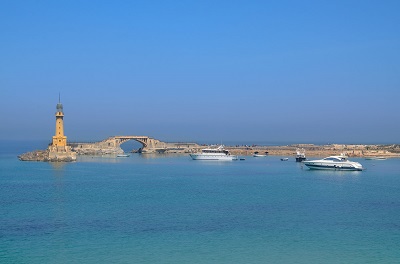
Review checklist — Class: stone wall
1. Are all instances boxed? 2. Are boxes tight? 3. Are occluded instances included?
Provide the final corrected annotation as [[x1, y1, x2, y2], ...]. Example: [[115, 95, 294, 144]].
[[69, 138, 202, 155], [69, 143, 123, 155], [141, 142, 201, 153]]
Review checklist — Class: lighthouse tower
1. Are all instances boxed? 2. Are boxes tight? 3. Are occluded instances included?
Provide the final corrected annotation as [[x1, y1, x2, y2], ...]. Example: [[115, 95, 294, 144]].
[[48, 96, 76, 161], [52, 97, 67, 148]]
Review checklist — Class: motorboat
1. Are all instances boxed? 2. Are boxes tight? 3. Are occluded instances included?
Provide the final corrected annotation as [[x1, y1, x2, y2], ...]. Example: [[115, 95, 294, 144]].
[[117, 154, 130, 157], [281, 158, 289, 161], [190, 145, 238, 160], [295, 148, 306, 162], [303, 154, 363, 171], [253, 151, 268, 157]]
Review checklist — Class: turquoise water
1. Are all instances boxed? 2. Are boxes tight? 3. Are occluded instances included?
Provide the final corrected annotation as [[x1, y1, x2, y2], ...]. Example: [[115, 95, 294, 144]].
[[1, 142, 400, 263]]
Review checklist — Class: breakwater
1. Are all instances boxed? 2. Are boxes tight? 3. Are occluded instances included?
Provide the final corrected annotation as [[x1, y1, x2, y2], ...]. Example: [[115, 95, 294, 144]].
[[69, 136, 201, 155], [227, 144, 400, 157], [19, 137, 400, 162]]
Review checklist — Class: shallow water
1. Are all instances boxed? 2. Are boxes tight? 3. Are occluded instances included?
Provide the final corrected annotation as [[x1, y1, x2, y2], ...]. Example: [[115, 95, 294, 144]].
[[1, 142, 400, 263]]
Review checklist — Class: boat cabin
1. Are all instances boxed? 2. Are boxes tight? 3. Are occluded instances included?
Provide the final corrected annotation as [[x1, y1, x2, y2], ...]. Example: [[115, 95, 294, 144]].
[[202, 149, 229, 154], [201, 145, 230, 155], [323, 156, 347, 162]]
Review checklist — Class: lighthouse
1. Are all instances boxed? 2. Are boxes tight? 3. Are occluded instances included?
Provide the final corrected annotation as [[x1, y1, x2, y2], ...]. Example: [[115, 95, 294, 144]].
[[19, 96, 76, 162], [48, 96, 76, 161], [52, 97, 67, 148]]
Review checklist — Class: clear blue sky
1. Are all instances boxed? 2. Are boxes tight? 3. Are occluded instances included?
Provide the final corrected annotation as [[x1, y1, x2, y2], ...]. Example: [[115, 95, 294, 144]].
[[1, 0, 399, 144]]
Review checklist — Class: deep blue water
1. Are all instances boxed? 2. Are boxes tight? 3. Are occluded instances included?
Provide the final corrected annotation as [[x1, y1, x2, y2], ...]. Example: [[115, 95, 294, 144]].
[[1, 141, 400, 263]]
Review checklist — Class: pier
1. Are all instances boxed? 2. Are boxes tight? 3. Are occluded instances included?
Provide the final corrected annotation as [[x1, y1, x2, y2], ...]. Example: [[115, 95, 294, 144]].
[[69, 136, 201, 155]]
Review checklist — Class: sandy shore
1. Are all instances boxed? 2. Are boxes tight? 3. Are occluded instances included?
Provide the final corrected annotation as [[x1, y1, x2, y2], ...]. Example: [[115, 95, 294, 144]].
[[225, 144, 400, 158]]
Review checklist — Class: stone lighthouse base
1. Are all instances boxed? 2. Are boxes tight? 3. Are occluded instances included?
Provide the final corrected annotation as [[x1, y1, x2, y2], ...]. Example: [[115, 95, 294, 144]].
[[48, 145, 77, 162], [18, 146, 76, 162]]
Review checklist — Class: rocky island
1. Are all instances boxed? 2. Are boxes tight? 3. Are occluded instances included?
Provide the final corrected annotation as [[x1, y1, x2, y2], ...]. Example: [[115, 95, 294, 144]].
[[18, 148, 76, 162]]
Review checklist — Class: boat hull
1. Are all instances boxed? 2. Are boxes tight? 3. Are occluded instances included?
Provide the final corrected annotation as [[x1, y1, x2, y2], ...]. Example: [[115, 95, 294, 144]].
[[190, 154, 238, 161], [303, 162, 362, 171]]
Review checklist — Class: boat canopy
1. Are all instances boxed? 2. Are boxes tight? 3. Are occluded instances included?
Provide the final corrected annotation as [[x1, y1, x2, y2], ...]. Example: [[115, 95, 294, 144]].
[[323, 156, 347, 161]]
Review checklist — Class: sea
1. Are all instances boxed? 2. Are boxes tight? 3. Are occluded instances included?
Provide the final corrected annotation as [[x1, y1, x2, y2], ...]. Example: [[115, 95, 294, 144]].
[[1, 140, 400, 264]]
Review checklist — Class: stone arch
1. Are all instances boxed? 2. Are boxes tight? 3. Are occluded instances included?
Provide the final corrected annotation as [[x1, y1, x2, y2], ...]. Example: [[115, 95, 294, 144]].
[[70, 136, 201, 155], [109, 136, 155, 152]]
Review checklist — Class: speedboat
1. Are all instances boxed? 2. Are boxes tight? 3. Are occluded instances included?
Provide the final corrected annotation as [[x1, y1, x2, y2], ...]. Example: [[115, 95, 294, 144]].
[[281, 158, 289, 161], [190, 145, 238, 160], [295, 148, 306, 162], [303, 154, 363, 171], [253, 151, 268, 157]]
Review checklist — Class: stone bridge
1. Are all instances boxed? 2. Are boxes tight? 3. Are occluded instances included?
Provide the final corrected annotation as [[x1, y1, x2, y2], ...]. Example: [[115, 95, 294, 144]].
[[69, 136, 201, 155], [108, 136, 166, 151]]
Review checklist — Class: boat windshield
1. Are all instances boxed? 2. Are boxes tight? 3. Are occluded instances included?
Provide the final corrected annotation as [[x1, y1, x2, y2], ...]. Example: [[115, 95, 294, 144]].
[[203, 149, 227, 153], [323, 157, 347, 162]]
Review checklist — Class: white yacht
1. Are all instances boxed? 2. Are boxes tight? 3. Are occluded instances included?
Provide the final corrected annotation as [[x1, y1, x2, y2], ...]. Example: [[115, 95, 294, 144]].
[[190, 145, 238, 161], [303, 154, 363, 171]]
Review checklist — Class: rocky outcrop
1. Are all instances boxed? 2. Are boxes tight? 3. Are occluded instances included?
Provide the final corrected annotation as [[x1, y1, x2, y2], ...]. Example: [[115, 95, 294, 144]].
[[18, 150, 51, 161], [19, 147, 77, 162]]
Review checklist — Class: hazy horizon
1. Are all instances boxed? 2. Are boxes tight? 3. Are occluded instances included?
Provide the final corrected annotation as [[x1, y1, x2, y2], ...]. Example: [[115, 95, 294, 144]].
[[1, 1, 399, 144]]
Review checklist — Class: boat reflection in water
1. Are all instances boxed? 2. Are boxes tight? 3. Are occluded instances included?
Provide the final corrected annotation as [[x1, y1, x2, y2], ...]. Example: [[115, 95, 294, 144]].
[[365, 156, 387, 160]]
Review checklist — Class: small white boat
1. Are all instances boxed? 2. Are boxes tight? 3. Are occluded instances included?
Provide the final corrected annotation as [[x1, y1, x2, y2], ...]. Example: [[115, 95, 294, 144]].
[[365, 157, 387, 160], [281, 158, 289, 161], [295, 148, 306, 162], [253, 151, 268, 157], [303, 154, 363, 171], [117, 154, 130, 157], [190, 145, 238, 161]]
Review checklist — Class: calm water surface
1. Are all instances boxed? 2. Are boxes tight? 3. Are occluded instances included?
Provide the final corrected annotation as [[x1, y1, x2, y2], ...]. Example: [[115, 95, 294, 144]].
[[1, 141, 400, 263]]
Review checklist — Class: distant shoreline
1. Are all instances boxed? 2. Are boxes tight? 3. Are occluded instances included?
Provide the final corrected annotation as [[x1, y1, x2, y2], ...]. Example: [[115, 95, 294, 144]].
[[7, 139, 400, 159], [225, 143, 400, 158]]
